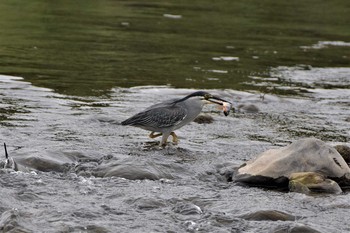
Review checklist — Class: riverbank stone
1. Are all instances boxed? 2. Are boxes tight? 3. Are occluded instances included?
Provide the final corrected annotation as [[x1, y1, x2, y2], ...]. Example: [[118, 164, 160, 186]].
[[235, 138, 350, 192]]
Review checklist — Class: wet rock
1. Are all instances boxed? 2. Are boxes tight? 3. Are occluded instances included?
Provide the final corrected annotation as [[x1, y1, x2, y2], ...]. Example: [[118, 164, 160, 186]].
[[93, 158, 176, 180], [16, 154, 74, 173], [237, 104, 260, 113], [74, 161, 99, 177], [289, 172, 342, 194], [212, 213, 237, 225], [14, 151, 94, 173], [62, 225, 109, 233], [0, 209, 31, 233], [235, 138, 350, 190], [127, 197, 166, 210], [272, 223, 322, 233], [16, 191, 42, 202], [172, 202, 203, 215], [194, 114, 214, 124], [239, 210, 296, 221], [18, 157, 71, 173], [334, 144, 350, 164]]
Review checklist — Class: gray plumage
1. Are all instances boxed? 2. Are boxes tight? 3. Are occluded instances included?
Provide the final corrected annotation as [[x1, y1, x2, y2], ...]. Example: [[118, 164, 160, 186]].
[[121, 103, 186, 129], [121, 91, 230, 146]]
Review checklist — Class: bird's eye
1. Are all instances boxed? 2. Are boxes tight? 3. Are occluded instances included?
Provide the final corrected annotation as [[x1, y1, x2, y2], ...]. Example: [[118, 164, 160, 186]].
[[204, 94, 211, 100]]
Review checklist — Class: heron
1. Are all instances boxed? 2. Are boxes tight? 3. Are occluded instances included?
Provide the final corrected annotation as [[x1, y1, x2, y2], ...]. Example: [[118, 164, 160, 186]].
[[121, 91, 232, 146]]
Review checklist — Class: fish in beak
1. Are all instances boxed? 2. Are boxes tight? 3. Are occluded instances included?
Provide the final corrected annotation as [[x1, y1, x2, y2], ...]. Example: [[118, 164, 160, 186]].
[[206, 95, 233, 116], [222, 102, 232, 116]]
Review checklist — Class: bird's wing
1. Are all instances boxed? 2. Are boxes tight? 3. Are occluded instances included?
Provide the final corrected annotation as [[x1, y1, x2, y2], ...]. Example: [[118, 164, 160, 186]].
[[121, 104, 187, 128]]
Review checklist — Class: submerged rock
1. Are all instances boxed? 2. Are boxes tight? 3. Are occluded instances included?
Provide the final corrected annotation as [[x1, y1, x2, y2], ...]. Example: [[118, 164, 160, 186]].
[[194, 114, 214, 124], [237, 104, 260, 113], [126, 197, 167, 210], [272, 223, 322, 233], [17, 156, 71, 173], [289, 172, 342, 194], [235, 138, 350, 192], [16, 151, 79, 173], [239, 210, 296, 221], [0, 209, 31, 233], [172, 202, 203, 215], [93, 158, 178, 180]]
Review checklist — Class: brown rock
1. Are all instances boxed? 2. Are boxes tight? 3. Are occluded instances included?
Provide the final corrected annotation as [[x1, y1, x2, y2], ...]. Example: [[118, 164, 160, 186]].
[[334, 145, 350, 164]]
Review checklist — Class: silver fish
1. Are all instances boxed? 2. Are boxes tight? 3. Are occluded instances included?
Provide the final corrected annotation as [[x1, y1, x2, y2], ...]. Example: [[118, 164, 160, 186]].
[[222, 102, 232, 116]]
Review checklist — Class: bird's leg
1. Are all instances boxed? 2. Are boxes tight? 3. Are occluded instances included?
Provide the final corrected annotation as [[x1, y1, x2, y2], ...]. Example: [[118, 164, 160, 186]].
[[149, 132, 162, 139], [170, 132, 178, 145], [160, 133, 170, 147]]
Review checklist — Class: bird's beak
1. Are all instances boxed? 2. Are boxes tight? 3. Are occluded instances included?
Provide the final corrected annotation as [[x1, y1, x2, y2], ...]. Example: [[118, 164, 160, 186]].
[[206, 96, 233, 116]]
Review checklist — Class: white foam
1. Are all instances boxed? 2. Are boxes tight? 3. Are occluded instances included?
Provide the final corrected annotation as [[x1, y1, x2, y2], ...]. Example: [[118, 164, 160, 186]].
[[212, 56, 239, 61], [300, 41, 350, 49], [163, 14, 182, 19]]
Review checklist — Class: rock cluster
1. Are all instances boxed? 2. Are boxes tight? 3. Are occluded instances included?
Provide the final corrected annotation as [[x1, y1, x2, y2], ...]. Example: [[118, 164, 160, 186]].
[[235, 138, 350, 194]]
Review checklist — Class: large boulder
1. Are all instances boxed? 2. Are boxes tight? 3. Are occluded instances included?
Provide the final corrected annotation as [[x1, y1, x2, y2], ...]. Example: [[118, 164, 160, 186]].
[[235, 138, 350, 191]]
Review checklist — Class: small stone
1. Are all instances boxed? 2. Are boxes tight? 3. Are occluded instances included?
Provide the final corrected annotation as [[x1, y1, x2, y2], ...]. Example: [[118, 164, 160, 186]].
[[194, 114, 214, 124]]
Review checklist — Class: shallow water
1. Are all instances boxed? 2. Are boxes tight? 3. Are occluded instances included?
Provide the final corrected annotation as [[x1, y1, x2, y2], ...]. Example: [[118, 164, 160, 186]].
[[0, 72, 349, 232], [0, 1, 350, 232]]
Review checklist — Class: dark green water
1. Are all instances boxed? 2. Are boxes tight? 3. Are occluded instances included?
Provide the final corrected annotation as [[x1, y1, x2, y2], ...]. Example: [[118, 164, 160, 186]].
[[0, 2, 350, 232], [0, 0, 349, 96]]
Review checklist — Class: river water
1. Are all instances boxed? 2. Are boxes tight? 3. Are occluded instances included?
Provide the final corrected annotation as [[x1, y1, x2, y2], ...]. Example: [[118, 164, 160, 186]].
[[0, 1, 350, 233]]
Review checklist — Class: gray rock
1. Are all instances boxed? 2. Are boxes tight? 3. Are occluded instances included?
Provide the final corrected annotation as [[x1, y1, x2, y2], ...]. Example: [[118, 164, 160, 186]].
[[237, 104, 260, 113], [93, 158, 177, 180], [194, 114, 214, 124], [271, 223, 322, 233], [239, 210, 297, 221], [126, 197, 167, 210], [236, 138, 350, 190], [16, 151, 77, 173], [172, 202, 203, 215]]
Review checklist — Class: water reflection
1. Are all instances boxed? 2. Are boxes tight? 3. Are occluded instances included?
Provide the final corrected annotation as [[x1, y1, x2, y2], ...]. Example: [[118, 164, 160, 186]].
[[0, 0, 349, 96]]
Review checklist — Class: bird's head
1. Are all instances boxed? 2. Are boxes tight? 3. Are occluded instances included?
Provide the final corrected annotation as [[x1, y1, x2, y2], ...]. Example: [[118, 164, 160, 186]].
[[179, 91, 233, 116]]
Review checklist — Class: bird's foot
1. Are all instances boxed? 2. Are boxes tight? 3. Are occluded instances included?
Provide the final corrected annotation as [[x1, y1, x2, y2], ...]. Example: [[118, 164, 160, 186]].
[[158, 133, 177, 148], [149, 132, 162, 139], [170, 132, 178, 145]]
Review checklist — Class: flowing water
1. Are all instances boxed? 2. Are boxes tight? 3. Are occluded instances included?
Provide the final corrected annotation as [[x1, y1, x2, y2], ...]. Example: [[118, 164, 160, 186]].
[[0, 1, 350, 232]]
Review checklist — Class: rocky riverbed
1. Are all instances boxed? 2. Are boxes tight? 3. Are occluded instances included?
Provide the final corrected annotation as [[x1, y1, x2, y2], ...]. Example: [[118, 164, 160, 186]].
[[0, 68, 349, 232]]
